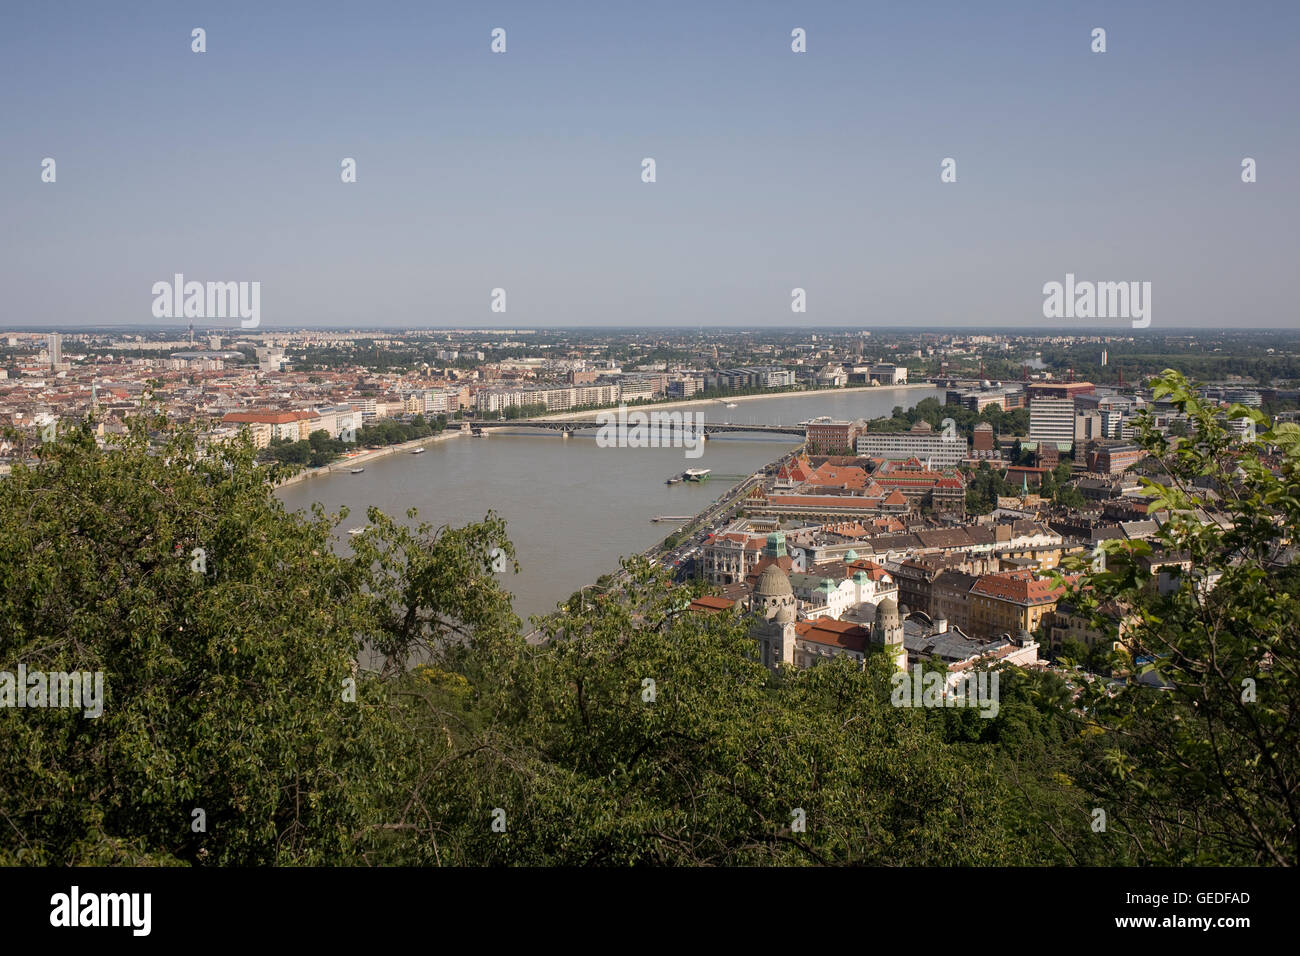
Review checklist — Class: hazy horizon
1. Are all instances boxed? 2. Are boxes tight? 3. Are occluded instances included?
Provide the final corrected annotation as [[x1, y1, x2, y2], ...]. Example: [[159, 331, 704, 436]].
[[6, 323, 1300, 337]]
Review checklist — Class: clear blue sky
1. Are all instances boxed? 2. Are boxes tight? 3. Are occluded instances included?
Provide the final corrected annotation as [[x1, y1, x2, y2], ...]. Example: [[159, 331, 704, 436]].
[[2, 0, 1297, 329]]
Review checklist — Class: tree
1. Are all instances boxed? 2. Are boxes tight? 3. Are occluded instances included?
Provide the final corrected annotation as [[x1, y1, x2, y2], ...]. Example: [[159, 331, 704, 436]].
[[1039, 470, 1058, 499], [0, 416, 518, 865], [1059, 370, 1300, 865], [1055, 484, 1087, 510], [445, 558, 1051, 865]]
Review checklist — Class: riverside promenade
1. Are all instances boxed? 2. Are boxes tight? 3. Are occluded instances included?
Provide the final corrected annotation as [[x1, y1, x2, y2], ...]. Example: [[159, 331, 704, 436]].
[[273, 430, 460, 489]]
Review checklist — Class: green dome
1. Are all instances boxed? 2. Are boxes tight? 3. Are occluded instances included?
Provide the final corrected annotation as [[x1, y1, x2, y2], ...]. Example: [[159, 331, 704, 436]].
[[844, 549, 858, 561]]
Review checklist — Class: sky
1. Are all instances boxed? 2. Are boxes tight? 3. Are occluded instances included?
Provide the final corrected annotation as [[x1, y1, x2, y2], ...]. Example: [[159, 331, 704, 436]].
[[2, 0, 1297, 330]]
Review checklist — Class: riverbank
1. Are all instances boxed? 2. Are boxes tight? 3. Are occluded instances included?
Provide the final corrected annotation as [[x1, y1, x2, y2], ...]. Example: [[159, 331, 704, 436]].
[[532, 383, 936, 421], [274, 381, 937, 488], [273, 430, 459, 489]]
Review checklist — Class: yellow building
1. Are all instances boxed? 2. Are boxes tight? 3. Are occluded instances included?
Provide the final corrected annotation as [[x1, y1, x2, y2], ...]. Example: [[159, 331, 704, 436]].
[[967, 569, 1077, 641]]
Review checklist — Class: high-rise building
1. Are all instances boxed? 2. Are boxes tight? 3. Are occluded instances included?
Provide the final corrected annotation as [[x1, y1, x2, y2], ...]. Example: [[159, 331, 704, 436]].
[[1030, 397, 1075, 452], [1075, 409, 1103, 442], [1026, 381, 1095, 400], [47, 332, 62, 367]]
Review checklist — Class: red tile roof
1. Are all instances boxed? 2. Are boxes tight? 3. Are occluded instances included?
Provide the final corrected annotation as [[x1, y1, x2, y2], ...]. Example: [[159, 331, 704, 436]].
[[768, 495, 883, 511], [222, 410, 301, 425], [847, 560, 893, 582], [688, 595, 736, 614], [970, 569, 1078, 605], [795, 617, 870, 653]]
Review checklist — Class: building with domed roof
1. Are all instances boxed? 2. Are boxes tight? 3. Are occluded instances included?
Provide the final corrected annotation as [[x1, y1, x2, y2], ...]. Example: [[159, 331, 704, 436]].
[[750, 561, 798, 669], [871, 596, 907, 671], [748, 559, 911, 673]]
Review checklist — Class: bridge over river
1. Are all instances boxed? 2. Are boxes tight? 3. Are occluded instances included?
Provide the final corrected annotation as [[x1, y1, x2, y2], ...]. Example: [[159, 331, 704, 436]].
[[458, 418, 807, 437]]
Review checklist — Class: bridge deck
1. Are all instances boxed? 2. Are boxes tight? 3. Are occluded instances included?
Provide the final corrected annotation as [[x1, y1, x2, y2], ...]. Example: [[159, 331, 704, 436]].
[[463, 418, 805, 436]]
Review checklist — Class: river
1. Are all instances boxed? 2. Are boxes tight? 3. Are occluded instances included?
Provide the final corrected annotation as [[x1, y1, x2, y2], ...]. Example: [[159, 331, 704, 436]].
[[275, 386, 941, 624]]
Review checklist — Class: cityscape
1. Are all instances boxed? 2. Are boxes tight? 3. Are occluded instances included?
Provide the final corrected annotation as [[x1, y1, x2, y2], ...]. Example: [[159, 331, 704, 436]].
[[1, 0, 1293, 934]]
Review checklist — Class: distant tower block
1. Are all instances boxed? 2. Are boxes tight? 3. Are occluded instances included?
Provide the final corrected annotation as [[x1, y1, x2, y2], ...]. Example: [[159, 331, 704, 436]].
[[1101, 349, 1108, 367]]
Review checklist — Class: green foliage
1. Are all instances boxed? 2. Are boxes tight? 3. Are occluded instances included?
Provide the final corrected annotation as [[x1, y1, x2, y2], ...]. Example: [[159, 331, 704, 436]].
[[0, 417, 513, 865], [1055, 484, 1087, 509], [963, 460, 1014, 514], [258, 418, 444, 470], [1057, 370, 1300, 865], [867, 400, 1029, 444], [421, 562, 1054, 865]]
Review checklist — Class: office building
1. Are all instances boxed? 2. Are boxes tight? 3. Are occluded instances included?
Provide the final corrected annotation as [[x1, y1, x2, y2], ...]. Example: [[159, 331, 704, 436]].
[[1030, 397, 1076, 452], [856, 420, 964, 468]]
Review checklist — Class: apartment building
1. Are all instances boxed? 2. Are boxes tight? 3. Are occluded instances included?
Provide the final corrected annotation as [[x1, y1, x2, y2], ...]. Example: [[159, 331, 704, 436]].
[[1047, 600, 1135, 652], [475, 383, 622, 414], [1086, 441, 1144, 474], [314, 404, 360, 439], [806, 419, 866, 454], [967, 569, 1076, 641], [930, 569, 981, 635], [221, 410, 313, 442]]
